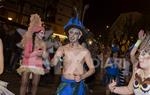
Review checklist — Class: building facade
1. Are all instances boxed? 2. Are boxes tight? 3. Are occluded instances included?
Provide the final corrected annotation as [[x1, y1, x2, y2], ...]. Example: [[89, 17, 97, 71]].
[[0, 0, 83, 38]]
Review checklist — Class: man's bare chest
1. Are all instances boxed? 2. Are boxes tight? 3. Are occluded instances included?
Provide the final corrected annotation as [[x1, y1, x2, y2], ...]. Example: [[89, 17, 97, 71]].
[[64, 48, 86, 60]]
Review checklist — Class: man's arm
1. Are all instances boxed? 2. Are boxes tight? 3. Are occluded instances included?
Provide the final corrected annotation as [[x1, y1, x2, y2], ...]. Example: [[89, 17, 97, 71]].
[[0, 39, 4, 74], [112, 69, 135, 94], [130, 42, 140, 64], [51, 46, 64, 66], [130, 29, 145, 64], [109, 72, 135, 94], [81, 50, 95, 80]]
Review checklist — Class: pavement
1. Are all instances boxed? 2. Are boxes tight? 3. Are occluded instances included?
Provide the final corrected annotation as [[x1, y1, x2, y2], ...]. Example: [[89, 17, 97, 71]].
[[0, 71, 107, 95]]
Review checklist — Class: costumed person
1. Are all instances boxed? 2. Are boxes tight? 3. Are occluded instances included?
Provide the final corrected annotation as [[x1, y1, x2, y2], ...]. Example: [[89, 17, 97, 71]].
[[109, 29, 150, 95], [51, 15, 95, 95], [0, 38, 14, 95], [17, 14, 48, 95], [104, 45, 122, 95]]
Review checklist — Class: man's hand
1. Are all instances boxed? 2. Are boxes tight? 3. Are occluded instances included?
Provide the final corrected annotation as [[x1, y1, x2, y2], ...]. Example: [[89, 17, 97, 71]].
[[74, 75, 82, 82], [138, 29, 146, 41], [109, 80, 117, 92]]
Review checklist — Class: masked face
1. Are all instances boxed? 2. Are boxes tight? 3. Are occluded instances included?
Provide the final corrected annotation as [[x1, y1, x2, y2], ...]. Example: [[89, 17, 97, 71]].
[[139, 49, 150, 69], [68, 28, 82, 43], [37, 30, 45, 40]]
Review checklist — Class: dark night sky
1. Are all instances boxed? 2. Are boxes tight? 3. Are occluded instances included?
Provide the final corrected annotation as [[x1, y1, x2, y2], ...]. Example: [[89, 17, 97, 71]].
[[83, 0, 150, 35]]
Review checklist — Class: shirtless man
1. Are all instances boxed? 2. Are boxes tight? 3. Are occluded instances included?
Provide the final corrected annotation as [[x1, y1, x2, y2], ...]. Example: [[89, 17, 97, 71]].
[[51, 16, 95, 95]]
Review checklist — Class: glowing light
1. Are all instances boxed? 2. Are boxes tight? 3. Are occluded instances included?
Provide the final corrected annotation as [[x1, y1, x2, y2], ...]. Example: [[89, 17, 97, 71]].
[[87, 28, 90, 32], [52, 33, 68, 39], [106, 25, 109, 29], [88, 40, 93, 45], [8, 17, 13, 21]]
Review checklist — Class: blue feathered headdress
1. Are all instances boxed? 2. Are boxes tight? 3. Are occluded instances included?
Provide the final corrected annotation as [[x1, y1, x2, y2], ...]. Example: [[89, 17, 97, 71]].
[[64, 16, 85, 33]]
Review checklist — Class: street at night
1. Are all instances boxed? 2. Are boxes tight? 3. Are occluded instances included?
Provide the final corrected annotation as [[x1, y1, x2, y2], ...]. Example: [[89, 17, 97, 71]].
[[0, 0, 150, 95], [0, 71, 106, 95]]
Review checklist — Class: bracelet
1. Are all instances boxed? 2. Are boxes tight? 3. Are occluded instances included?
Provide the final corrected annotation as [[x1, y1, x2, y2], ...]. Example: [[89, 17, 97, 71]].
[[134, 39, 142, 48]]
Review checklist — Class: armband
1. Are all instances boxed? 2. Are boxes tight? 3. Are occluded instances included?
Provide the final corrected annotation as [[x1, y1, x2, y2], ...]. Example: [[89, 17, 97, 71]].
[[134, 40, 142, 48]]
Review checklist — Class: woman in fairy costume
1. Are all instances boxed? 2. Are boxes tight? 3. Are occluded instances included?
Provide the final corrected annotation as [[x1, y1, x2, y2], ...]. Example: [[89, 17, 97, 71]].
[[17, 14, 48, 95], [109, 29, 150, 95]]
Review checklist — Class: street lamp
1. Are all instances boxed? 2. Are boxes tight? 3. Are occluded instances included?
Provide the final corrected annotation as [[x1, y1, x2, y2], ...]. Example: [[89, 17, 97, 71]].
[[106, 25, 110, 29], [8, 17, 13, 21]]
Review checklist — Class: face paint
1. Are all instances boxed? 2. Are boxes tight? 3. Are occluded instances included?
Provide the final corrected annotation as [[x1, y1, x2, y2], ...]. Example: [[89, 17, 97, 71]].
[[139, 49, 150, 68], [37, 30, 45, 39], [68, 28, 82, 43]]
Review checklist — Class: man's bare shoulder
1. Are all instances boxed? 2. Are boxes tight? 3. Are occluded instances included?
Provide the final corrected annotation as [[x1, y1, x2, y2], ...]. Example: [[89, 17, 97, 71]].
[[64, 44, 70, 47], [59, 44, 69, 49], [80, 45, 90, 54], [56, 44, 70, 52]]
